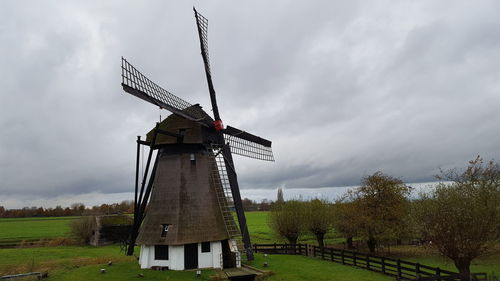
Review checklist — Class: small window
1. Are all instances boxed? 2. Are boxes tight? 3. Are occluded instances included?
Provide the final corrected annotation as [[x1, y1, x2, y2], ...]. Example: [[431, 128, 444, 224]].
[[161, 224, 170, 237], [190, 153, 196, 165], [201, 241, 210, 253], [154, 245, 169, 260]]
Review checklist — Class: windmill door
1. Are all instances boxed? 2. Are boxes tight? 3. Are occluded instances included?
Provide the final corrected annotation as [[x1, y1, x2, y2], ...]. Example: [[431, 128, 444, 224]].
[[184, 243, 198, 269], [221, 239, 237, 268]]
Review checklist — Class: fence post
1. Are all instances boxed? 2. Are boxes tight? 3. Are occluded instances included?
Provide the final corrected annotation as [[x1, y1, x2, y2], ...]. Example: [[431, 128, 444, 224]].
[[341, 250, 345, 264], [397, 259, 402, 279], [381, 257, 386, 274], [353, 252, 357, 266], [435, 267, 441, 281], [321, 247, 325, 260], [416, 263, 420, 279], [366, 255, 370, 270], [330, 249, 334, 262]]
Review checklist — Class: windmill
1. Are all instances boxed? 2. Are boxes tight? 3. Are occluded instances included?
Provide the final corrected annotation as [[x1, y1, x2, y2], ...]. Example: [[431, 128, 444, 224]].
[[120, 8, 274, 270]]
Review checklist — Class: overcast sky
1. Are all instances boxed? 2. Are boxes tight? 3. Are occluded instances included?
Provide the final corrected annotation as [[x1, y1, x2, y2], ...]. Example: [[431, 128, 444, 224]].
[[1, 1, 499, 209]]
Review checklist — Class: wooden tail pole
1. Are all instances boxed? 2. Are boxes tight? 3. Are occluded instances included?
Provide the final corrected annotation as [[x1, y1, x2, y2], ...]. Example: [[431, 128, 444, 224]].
[[134, 136, 141, 219], [127, 155, 158, 256], [127, 124, 159, 256]]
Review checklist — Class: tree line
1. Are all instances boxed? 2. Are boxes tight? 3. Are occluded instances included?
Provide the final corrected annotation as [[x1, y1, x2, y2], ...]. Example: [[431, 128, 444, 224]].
[[0, 198, 274, 217], [0, 201, 134, 218], [268, 157, 500, 280]]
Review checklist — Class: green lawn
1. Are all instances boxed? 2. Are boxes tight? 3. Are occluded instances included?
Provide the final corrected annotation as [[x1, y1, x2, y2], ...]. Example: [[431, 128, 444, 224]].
[[48, 254, 393, 281], [0, 245, 134, 275], [385, 245, 500, 276], [0, 246, 389, 280], [47, 262, 216, 281], [0, 217, 74, 246], [248, 254, 393, 281]]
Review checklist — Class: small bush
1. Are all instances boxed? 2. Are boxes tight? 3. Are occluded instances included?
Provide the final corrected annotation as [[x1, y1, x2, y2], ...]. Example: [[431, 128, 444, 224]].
[[18, 239, 35, 248], [70, 216, 97, 244]]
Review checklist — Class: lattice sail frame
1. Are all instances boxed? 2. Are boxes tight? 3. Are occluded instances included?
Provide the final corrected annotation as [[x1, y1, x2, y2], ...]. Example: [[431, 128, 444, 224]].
[[121, 57, 207, 122], [224, 134, 274, 162], [194, 8, 211, 75]]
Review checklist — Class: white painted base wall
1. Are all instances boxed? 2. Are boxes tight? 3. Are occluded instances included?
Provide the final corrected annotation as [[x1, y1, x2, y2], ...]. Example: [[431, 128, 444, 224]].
[[139, 241, 229, 270]]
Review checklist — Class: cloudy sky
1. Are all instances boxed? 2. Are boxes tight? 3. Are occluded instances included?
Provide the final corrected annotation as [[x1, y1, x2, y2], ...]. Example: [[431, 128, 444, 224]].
[[1, 1, 499, 208]]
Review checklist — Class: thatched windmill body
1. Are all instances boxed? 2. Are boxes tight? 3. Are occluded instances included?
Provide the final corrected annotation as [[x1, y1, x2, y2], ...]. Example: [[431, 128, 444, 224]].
[[120, 8, 274, 271]]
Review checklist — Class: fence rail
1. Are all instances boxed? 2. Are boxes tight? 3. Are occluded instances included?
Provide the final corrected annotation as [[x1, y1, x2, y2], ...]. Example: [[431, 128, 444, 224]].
[[0, 272, 47, 280], [253, 243, 489, 281]]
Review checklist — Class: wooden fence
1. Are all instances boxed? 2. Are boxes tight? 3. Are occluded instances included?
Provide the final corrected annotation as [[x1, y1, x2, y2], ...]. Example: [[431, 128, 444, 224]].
[[0, 272, 48, 280], [253, 244, 489, 281]]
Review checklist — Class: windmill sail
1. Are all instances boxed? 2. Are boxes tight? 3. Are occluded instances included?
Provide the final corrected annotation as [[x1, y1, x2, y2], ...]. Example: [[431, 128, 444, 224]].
[[194, 8, 222, 122], [121, 57, 211, 126], [193, 8, 211, 75], [224, 126, 274, 161]]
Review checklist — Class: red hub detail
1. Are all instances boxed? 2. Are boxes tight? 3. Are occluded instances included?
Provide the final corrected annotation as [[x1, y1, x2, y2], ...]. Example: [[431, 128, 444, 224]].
[[214, 120, 224, 131]]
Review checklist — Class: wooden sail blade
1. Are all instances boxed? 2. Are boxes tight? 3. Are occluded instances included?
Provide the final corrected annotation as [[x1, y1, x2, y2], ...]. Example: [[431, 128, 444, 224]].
[[193, 8, 211, 76], [193, 8, 221, 121], [121, 57, 210, 126], [223, 126, 274, 161]]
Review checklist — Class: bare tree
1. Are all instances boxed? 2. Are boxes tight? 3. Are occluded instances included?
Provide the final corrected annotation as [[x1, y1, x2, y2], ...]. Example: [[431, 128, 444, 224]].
[[415, 156, 500, 280]]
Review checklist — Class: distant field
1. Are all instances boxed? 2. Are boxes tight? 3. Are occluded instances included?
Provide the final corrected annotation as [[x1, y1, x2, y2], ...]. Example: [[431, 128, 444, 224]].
[[244, 211, 344, 245], [0, 212, 341, 246], [0, 217, 75, 246]]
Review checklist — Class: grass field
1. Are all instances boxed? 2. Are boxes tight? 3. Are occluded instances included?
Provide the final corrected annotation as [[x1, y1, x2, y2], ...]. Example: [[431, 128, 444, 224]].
[[248, 254, 393, 281], [387, 245, 500, 275], [247, 212, 344, 245], [49, 254, 395, 281], [0, 217, 74, 247], [1, 212, 499, 279], [0, 212, 343, 246], [0, 245, 216, 280], [47, 261, 217, 281]]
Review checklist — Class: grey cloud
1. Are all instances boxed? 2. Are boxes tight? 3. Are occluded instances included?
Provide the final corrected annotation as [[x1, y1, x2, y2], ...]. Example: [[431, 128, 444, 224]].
[[1, 1, 500, 207]]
